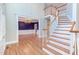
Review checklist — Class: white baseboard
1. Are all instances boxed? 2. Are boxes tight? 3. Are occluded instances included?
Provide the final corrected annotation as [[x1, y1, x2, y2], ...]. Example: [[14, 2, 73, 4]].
[[19, 30, 39, 35], [6, 40, 18, 45], [0, 45, 6, 55]]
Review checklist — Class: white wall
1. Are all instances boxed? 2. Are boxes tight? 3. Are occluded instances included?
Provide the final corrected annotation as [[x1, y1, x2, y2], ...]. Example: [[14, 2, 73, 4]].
[[76, 3, 79, 54], [58, 4, 73, 20], [5, 3, 45, 44], [0, 4, 6, 54]]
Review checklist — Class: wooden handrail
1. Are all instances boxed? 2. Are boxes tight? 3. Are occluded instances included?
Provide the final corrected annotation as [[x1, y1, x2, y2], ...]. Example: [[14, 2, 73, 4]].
[[43, 10, 59, 32], [44, 4, 67, 10], [70, 21, 76, 32], [44, 5, 57, 10], [56, 4, 67, 9], [70, 21, 79, 55], [50, 13, 59, 25], [70, 21, 79, 32], [58, 8, 67, 11]]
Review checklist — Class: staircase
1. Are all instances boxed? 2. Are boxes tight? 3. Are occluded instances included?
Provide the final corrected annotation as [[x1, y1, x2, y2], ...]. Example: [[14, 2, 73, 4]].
[[43, 16, 73, 55]]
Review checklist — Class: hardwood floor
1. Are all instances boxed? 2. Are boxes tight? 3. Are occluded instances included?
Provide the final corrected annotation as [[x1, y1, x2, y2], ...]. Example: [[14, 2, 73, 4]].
[[4, 34, 47, 55]]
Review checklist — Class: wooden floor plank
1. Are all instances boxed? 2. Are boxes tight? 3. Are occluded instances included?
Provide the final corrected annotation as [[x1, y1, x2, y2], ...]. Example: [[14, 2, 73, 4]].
[[4, 34, 46, 55]]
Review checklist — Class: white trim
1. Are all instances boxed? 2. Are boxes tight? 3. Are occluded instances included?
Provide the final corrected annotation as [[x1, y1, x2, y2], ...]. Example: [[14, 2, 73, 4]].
[[0, 45, 6, 55], [50, 36, 69, 43], [19, 30, 39, 35], [49, 40, 69, 49], [43, 48, 54, 55], [47, 44, 68, 55], [6, 40, 18, 45]]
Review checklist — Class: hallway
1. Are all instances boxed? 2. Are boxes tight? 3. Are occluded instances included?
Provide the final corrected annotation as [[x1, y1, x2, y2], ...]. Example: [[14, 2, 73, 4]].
[[4, 34, 46, 55]]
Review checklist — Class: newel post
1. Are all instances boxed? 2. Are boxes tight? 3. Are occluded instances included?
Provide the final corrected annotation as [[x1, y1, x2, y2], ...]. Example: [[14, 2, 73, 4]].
[[56, 10, 59, 24]]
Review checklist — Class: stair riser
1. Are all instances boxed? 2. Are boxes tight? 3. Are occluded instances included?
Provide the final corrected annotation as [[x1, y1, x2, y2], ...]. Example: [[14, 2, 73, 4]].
[[53, 32, 70, 35], [50, 37, 69, 43], [47, 44, 68, 55], [58, 23, 71, 24], [55, 29, 70, 31], [57, 26, 71, 28], [53, 31, 70, 34], [43, 48, 54, 55], [58, 25, 72, 27], [49, 38, 69, 46], [44, 46, 62, 55], [49, 41, 69, 50], [48, 42, 70, 53], [50, 35, 69, 40], [52, 33, 69, 38], [56, 28, 71, 30]]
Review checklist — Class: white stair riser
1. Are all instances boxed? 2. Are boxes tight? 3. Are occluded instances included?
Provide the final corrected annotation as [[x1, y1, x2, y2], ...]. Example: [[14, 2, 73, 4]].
[[49, 40, 69, 49], [58, 25, 72, 27], [43, 48, 54, 55], [53, 32, 70, 35], [55, 30, 70, 32], [49, 37, 69, 43], [53, 31, 71, 34], [51, 34, 69, 38], [56, 28, 71, 30], [47, 44, 68, 55]]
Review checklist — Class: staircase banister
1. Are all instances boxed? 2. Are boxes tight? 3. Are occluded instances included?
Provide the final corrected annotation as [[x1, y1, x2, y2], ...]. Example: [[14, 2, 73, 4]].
[[70, 21, 79, 33], [70, 21, 79, 55], [44, 5, 57, 10], [50, 12, 59, 26], [56, 4, 67, 9]]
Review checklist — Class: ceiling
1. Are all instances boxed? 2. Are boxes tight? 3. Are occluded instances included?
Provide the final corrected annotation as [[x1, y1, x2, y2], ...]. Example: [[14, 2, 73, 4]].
[[44, 3, 67, 9]]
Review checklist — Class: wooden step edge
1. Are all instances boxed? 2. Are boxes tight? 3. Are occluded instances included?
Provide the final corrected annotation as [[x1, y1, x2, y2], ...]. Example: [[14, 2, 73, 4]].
[[58, 24, 72, 25], [58, 23, 72, 24], [59, 20, 70, 21], [57, 26, 71, 28], [53, 32, 70, 35], [58, 23, 72, 25], [44, 46, 62, 55], [48, 42, 70, 54], [55, 29, 70, 31], [49, 38, 69, 46], [42, 49, 49, 55], [58, 21, 72, 23], [50, 35, 69, 40]]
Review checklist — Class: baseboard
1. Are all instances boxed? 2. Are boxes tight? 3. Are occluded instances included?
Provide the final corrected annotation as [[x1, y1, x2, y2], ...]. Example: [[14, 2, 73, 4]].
[[6, 40, 18, 45], [19, 30, 39, 35]]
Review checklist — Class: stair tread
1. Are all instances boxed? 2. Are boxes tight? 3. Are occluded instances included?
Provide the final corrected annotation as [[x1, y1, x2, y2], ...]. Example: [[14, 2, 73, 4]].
[[49, 38, 69, 46], [56, 27, 71, 28], [59, 20, 71, 21], [53, 32, 70, 35], [58, 24, 72, 25], [59, 21, 71, 23], [52, 33, 69, 39], [58, 23, 72, 24], [58, 25, 72, 27], [44, 46, 62, 55], [48, 42, 70, 53], [49, 40, 69, 50], [58, 22, 71, 23], [56, 27, 71, 30], [57, 25, 72, 27], [55, 29, 70, 31], [57, 26, 71, 28], [50, 35, 69, 40], [53, 31, 70, 34]]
